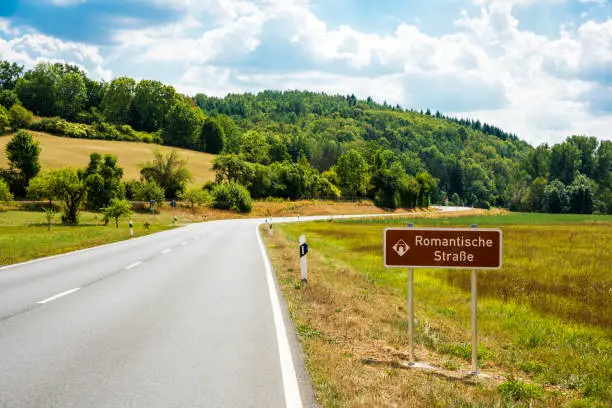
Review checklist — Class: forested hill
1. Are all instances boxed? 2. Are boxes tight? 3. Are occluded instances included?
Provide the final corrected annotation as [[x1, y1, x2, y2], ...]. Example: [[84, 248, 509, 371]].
[[0, 60, 610, 213]]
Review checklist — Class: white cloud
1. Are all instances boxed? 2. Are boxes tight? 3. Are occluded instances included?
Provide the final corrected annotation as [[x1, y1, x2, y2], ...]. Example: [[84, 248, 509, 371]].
[[1, 0, 610, 144], [0, 20, 110, 80]]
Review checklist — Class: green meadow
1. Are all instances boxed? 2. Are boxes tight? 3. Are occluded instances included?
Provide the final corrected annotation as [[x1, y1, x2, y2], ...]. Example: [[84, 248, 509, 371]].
[[265, 212, 612, 407]]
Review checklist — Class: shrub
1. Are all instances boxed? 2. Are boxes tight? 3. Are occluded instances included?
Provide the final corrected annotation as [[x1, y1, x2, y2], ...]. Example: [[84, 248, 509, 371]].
[[8, 104, 34, 129], [0, 105, 9, 133], [178, 187, 210, 208], [211, 182, 252, 213], [101, 198, 133, 228], [498, 379, 544, 401], [0, 179, 13, 203]]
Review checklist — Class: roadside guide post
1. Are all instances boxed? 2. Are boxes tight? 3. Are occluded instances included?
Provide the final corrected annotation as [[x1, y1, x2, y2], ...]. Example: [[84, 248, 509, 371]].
[[299, 235, 308, 283], [150, 200, 156, 220], [384, 225, 502, 373], [171, 200, 176, 224], [407, 222, 415, 364], [470, 224, 478, 375], [129, 218, 134, 238]]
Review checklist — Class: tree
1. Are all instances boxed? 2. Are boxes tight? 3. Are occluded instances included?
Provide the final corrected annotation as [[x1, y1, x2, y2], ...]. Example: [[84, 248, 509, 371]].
[[139, 150, 192, 199], [336, 150, 368, 197], [133, 180, 165, 203], [526, 176, 547, 212], [241, 130, 269, 164], [215, 114, 242, 154], [200, 117, 225, 153], [162, 101, 202, 149], [27, 173, 59, 229], [8, 104, 33, 129], [6, 130, 41, 186], [54, 72, 87, 120], [0, 179, 13, 203], [416, 171, 437, 207], [178, 187, 210, 208], [15, 62, 57, 116], [567, 135, 598, 179], [84, 153, 124, 210], [566, 173, 594, 214], [213, 154, 248, 183], [550, 142, 581, 185], [101, 77, 136, 124], [0, 89, 19, 109], [0, 105, 9, 133], [544, 179, 569, 214], [41, 168, 87, 224], [131, 80, 176, 132], [0, 61, 23, 90], [102, 198, 133, 228]]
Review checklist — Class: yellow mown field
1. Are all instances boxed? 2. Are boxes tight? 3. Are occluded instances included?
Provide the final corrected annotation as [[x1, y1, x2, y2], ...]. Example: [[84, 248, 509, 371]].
[[0, 132, 216, 186]]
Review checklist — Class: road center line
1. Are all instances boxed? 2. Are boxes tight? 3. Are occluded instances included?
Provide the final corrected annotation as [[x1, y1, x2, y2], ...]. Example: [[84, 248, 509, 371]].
[[161, 249, 172, 254], [125, 261, 142, 270], [181, 241, 187, 245], [37, 287, 80, 304]]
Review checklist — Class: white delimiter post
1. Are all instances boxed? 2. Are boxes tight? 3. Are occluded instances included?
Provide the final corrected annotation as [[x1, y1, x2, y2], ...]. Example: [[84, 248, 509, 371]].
[[470, 223, 478, 374], [407, 222, 414, 364], [299, 234, 307, 282]]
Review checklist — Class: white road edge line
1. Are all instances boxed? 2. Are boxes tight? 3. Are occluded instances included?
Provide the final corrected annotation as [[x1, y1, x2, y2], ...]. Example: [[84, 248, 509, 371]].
[[37, 287, 80, 304], [125, 261, 142, 270], [161, 249, 172, 254], [256, 226, 302, 408]]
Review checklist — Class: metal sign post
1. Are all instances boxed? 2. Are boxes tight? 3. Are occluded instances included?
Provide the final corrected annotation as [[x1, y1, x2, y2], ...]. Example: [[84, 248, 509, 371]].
[[470, 224, 478, 375], [299, 235, 308, 282], [407, 222, 414, 364]]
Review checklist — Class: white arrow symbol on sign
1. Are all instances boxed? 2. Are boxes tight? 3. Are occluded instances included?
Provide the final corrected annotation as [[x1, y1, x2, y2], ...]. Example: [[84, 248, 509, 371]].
[[393, 239, 410, 256]]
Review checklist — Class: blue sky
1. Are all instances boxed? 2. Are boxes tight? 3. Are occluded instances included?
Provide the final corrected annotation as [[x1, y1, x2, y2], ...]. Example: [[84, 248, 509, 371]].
[[0, 0, 610, 145]]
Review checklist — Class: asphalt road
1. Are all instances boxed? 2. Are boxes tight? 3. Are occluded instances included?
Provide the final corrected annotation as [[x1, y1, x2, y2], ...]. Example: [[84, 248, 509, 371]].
[[0, 207, 469, 408]]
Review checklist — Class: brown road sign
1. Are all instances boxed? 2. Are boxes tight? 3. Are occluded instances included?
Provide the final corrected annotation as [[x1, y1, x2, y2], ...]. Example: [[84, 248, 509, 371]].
[[384, 228, 502, 269]]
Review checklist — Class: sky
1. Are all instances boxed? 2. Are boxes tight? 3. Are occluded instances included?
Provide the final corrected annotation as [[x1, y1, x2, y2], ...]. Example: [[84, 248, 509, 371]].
[[0, 0, 610, 146]]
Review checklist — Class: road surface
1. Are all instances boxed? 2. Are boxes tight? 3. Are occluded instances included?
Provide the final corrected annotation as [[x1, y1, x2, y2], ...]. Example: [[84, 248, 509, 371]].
[[0, 207, 470, 408]]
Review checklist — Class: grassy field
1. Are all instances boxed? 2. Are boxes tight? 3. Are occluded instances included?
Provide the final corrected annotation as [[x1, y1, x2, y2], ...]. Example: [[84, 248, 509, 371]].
[[0, 199, 428, 266], [0, 132, 216, 186], [0, 208, 182, 266], [264, 212, 612, 407]]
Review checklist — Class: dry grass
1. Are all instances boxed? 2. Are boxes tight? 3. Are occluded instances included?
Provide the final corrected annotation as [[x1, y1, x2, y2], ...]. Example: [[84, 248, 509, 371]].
[[0, 132, 216, 186], [264, 214, 612, 407]]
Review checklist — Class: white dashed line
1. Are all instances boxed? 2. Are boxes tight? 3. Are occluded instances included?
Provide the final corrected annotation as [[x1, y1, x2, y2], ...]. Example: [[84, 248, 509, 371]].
[[37, 288, 80, 304], [181, 241, 187, 246], [161, 249, 172, 254], [125, 261, 142, 270]]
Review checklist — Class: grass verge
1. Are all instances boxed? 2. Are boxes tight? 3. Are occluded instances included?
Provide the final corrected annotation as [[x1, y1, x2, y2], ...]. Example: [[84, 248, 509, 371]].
[[263, 212, 612, 407]]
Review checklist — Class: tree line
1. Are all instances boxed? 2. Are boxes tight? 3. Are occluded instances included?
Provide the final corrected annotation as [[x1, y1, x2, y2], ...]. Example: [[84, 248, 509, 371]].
[[0, 59, 609, 214]]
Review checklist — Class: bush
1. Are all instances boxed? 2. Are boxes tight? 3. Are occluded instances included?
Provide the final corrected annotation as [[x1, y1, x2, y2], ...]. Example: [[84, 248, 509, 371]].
[[178, 187, 210, 208], [101, 198, 133, 228], [0, 179, 13, 203], [211, 182, 252, 213], [498, 379, 544, 401], [0, 105, 9, 133], [8, 104, 34, 129]]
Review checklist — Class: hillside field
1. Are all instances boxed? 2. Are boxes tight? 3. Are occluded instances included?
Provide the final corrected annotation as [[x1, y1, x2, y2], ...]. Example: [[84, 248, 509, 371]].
[[0, 132, 216, 186], [265, 212, 612, 407]]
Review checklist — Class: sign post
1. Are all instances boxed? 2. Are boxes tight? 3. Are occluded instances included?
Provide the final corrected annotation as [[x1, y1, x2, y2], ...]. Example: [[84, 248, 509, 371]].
[[150, 200, 156, 221], [299, 235, 308, 282], [407, 222, 415, 364], [171, 200, 176, 224], [384, 226, 502, 371], [470, 224, 478, 375]]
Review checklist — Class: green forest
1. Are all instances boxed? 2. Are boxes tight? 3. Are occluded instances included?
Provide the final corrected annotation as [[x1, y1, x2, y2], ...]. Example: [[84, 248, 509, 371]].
[[1, 60, 610, 215]]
